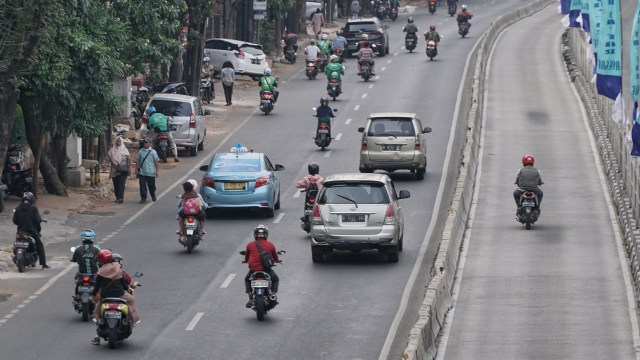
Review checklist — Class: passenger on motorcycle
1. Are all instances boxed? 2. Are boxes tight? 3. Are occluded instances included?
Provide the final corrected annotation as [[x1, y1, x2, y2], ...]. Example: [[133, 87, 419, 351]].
[[457, 4, 473, 29], [71, 230, 101, 292], [283, 30, 298, 52], [201, 57, 215, 101], [90, 249, 140, 345], [403, 17, 419, 41], [357, 41, 376, 76], [243, 225, 281, 307], [13, 192, 49, 269], [258, 68, 279, 103], [513, 154, 544, 212], [325, 55, 345, 90], [111, 253, 140, 290], [177, 180, 206, 244], [424, 25, 441, 44], [146, 106, 179, 162]]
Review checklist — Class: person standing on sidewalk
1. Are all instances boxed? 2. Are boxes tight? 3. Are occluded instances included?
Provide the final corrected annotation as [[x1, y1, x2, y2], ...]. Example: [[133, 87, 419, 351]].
[[221, 61, 235, 106], [108, 136, 130, 203], [350, 0, 361, 19], [136, 137, 159, 204], [13, 192, 49, 270]]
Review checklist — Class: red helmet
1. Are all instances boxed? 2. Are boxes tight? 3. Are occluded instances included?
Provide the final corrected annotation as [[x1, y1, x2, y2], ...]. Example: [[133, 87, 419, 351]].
[[97, 249, 113, 265], [430, 25, 436, 31], [522, 154, 535, 166]]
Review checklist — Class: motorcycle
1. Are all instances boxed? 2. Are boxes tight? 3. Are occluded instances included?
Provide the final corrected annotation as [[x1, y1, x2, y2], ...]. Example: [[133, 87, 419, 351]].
[[426, 40, 438, 61], [428, 0, 437, 14], [389, 6, 398, 21], [327, 78, 342, 101], [316, 53, 328, 72], [284, 46, 297, 64], [458, 22, 469, 38], [259, 91, 275, 115], [300, 188, 319, 233], [176, 196, 202, 254], [312, 107, 337, 151], [70, 251, 96, 322], [12, 232, 39, 273], [154, 131, 170, 163], [333, 48, 346, 64], [448, 2, 457, 16], [360, 61, 372, 82], [516, 190, 540, 230], [306, 60, 318, 80], [239, 250, 285, 321], [2, 143, 33, 199], [200, 77, 214, 104], [95, 272, 143, 349], [405, 33, 418, 53], [375, 2, 387, 20]]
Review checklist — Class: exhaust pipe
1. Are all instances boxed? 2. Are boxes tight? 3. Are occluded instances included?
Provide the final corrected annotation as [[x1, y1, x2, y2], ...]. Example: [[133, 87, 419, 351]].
[[269, 294, 278, 302]]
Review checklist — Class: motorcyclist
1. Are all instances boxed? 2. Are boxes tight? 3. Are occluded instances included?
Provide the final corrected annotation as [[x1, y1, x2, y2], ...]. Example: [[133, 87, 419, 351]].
[[201, 56, 215, 102], [90, 249, 140, 345], [513, 154, 544, 212], [243, 225, 281, 308], [332, 30, 347, 61], [357, 41, 375, 76], [357, 33, 369, 50], [457, 4, 473, 29], [283, 30, 298, 53], [296, 163, 324, 212], [71, 230, 101, 293], [315, 96, 335, 125], [424, 25, 441, 44], [317, 33, 332, 58], [305, 39, 321, 64], [177, 180, 206, 244], [324, 55, 345, 91], [13, 191, 49, 270], [258, 67, 279, 103], [146, 105, 179, 162], [403, 17, 419, 42]]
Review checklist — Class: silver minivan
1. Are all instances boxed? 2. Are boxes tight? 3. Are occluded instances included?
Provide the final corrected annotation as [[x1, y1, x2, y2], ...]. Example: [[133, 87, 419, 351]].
[[142, 94, 209, 156], [309, 173, 410, 263]]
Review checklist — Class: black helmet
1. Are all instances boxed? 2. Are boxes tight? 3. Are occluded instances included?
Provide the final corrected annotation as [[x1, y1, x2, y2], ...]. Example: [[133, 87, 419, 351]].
[[320, 96, 329, 106], [430, 25, 436, 31], [22, 191, 35, 204], [254, 224, 269, 240], [308, 162, 320, 175], [408, 17, 414, 23]]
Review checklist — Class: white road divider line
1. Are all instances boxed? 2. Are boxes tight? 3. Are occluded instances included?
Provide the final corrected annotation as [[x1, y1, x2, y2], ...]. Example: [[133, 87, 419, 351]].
[[386, 59, 392, 64], [336, 133, 343, 141], [324, 150, 332, 158], [4, 314, 14, 319], [22, 299, 31, 304], [220, 274, 236, 288], [381, 67, 386, 71], [28, 295, 37, 300], [10, 309, 19, 314], [34, 264, 74, 295], [16, 304, 25, 309], [185, 312, 205, 331], [394, 52, 399, 56], [361, 93, 367, 99], [375, 76, 381, 80], [354, 105, 360, 111], [294, 189, 302, 198], [273, 213, 285, 223], [368, 84, 374, 89], [346, 118, 353, 124]]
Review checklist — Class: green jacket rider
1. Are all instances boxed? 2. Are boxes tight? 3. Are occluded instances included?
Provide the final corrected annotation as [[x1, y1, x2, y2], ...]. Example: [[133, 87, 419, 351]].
[[317, 33, 332, 56], [258, 68, 279, 103]]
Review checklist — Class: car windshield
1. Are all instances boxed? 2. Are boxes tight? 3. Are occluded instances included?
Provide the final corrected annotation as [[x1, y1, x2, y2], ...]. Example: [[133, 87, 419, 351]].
[[319, 182, 389, 204], [211, 158, 261, 172], [149, 100, 192, 117], [241, 45, 264, 56], [368, 118, 415, 137], [345, 23, 378, 32]]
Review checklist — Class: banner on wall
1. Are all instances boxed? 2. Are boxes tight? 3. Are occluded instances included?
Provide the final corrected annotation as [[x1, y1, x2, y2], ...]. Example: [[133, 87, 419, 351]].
[[581, 0, 590, 32], [589, 0, 603, 71], [595, 0, 621, 100], [561, 0, 572, 14], [630, 0, 640, 156], [569, 0, 582, 27]]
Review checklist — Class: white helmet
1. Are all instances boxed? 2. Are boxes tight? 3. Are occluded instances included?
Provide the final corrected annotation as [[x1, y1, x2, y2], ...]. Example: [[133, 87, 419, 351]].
[[461, 4, 467, 9], [321, 33, 328, 40], [188, 179, 198, 191], [361, 33, 369, 40], [203, 56, 211, 64], [264, 68, 272, 76]]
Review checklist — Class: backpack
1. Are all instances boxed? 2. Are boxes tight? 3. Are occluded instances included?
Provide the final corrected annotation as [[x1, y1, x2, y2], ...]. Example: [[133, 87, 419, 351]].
[[255, 240, 275, 270], [306, 180, 319, 201], [183, 198, 200, 215]]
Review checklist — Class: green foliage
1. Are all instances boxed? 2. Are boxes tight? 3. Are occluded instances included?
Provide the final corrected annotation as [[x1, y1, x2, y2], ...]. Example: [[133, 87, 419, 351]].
[[259, 21, 275, 54]]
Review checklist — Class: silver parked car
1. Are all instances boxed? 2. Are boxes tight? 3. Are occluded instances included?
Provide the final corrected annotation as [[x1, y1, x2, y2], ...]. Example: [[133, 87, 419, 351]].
[[309, 173, 410, 263], [142, 94, 209, 156]]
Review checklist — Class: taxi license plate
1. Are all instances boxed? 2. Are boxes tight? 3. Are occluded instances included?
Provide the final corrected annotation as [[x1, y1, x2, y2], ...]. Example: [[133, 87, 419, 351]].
[[251, 280, 269, 288], [224, 182, 245, 190], [77, 286, 93, 292], [14, 241, 30, 247], [105, 311, 122, 319], [252, 59, 261, 64], [342, 214, 365, 222], [382, 144, 402, 151]]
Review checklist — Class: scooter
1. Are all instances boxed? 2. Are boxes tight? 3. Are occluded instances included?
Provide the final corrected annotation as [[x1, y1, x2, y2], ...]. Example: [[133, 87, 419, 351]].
[[299, 188, 319, 233], [516, 190, 540, 230], [389, 6, 398, 21], [448, 2, 457, 16], [284, 45, 297, 64], [458, 21, 470, 38], [200, 77, 214, 104], [312, 107, 337, 151], [239, 250, 285, 321], [259, 91, 275, 115], [70, 258, 96, 322], [428, 0, 437, 14], [306, 60, 318, 80], [95, 272, 143, 349], [333, 48, 346, 64], [360, 61, 372, 82], [316, 54, 328, 72], [327, 76, 342, 101], [405, 33, 418, 53], [154, 132, 170, 163], [176, 195, 203, 254], [2, 142, 33, 199], [12, 232, 39, 273], [426, 40, 438, 61]]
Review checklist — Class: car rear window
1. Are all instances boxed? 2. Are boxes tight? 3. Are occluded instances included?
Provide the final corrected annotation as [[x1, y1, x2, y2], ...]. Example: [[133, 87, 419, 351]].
[[368, 118, 415, 137], [241, 44, 264, 56], [149, 100, 192, 117], [211, 158, 261, 172], [345, 22, 378, 32], [319, 182, 389, 204]]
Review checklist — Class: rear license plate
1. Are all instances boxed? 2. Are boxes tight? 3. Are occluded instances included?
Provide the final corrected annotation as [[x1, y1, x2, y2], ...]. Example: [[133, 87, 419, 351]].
[[26, 177, 33, 183], [523, 200, 535, 207], [382, 144, 402, 151], [251, 280, 269, 288], [318, 129, 329, 134], [14, 241, 30, 247], [342, 214, 365, 222], [252, 59, 261, 64], [224, 182, 245, 190], [77, 286, 93, 292], [262, 100, 271, 104], [185, 223, 197, 229], [105, 311, 122, 319], [168, 123, 178, 131], [160, 139, 168, 147]]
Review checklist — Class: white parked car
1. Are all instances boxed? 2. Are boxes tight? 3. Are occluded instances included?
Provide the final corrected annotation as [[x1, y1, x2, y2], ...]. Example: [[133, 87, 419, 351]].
[[203, 38, 269, 80]]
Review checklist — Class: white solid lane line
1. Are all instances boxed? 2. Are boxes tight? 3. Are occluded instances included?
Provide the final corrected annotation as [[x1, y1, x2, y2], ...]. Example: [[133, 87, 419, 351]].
[[324, 150, 332, 158], [220, 274, 236, 288], [361, 93, 367, 99], [336, 133, 343, 141], [273, 213, 285, 224], [354, 105, 360, 111], [346, 118, 353, 124], [185, 312, 205, 331]]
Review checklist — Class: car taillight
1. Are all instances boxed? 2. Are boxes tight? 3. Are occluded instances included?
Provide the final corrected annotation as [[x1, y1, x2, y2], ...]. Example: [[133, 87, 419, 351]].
[[255, 177, 269, 188], [384, 204, 396, 225], [189, 113, 196, 128], [361, 137, 368, 150], [202, 177, 215, 188], [235, 49, 245, 59], [415, 135, 421, 150], [312, 204, 323, 224], [370, 30, 382, 36]]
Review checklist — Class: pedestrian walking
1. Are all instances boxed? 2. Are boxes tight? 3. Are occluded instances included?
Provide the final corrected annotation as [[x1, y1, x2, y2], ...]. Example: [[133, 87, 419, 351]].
[[311, 8, 325, 39], [221, 61, 236, 106], [350, 0, 361, 19], [136, 137, 159, 204], [108, 136, 131, 203]]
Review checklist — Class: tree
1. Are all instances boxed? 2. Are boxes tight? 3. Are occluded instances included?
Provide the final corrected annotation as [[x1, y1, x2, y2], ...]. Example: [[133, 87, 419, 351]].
[[183, 0, 215, 96]]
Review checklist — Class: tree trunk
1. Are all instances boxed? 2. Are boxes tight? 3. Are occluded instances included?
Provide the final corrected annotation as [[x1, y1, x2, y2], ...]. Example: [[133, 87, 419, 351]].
[[296, 0, 306, 35], [50, 126, 68, 186]]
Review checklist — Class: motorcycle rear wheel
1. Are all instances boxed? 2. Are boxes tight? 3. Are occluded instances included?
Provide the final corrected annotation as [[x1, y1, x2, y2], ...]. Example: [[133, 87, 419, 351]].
[[16, 258, 24, 273], [255, 297, 266, 321], [108, 328, 118, 349], [186, 236, 194, 254], [81, 302, 90, 322]]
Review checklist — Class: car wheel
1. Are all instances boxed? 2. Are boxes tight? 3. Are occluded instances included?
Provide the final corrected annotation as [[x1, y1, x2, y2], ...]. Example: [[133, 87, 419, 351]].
[[311, 248, 324, 263], [264, 204, 275, 218], [274, 191, 281, 210], [387, 245, 400, 263], [416, 168, 426, 180], [197, 132, 205, 151], [378, 48, 386, 57], [190, 143, 198, 157], [398, 234, 403, 252]]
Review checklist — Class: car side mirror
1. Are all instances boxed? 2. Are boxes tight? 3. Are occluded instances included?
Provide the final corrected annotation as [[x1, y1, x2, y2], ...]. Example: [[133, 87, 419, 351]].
[[358, 127, 365, 133], [274, 164, 285, 171], [398, 190, 410, 199], [204, 110, 211, 115], [199, 165, 210, 171], [423, 127, 432, 134]]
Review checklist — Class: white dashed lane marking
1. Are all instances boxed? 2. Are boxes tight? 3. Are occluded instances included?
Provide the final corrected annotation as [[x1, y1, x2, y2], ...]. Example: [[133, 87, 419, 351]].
[[369, 84, 374, 89], [346, 118, 352, 124], [220, 274, 236, 288], [185, 312, 205, 331], [361, 93, 367, 99], [273, 213, 285, 224], [324, 150, 332, 158], [387, 59, 392, 64], [354, 105, 360, 111], [381, 67, 386, 71], [336, 133, 343, 141]]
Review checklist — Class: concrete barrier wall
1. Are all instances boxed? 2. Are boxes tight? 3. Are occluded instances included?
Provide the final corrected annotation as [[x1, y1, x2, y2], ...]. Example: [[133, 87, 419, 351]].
[[401, 1, 556, 359]]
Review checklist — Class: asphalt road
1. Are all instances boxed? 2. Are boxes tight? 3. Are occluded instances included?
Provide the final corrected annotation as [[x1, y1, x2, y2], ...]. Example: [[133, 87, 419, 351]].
[[0, 1, 552, 359], [439, 4, 640, 359]]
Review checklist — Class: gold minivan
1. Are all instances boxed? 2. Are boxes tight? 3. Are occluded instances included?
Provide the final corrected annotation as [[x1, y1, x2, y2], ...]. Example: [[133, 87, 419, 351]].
[[357, 112, 432, 180]]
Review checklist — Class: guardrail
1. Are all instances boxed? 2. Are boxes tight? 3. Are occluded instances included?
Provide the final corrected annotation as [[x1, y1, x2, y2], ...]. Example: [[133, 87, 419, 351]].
[[401, 1, 556, 359]]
